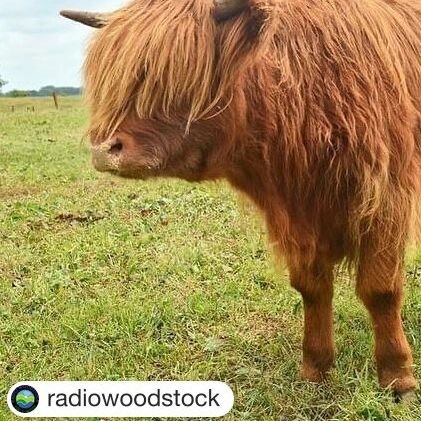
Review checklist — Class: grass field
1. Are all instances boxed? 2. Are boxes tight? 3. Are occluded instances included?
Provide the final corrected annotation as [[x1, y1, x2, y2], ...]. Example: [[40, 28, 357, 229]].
[[0, 96, 420, 420]]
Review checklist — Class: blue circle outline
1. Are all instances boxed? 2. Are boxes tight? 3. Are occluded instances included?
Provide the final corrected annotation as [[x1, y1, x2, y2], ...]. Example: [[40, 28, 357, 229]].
[[11, 385, 39, 414]]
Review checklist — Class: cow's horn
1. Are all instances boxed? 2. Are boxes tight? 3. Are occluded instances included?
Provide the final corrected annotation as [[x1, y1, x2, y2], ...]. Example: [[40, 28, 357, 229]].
[[60, 10, 110, 28], [214, 0, 249, 21]]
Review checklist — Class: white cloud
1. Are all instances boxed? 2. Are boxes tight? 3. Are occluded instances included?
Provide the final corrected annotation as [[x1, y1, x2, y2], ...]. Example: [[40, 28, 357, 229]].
[[0, 0, 125, 90]]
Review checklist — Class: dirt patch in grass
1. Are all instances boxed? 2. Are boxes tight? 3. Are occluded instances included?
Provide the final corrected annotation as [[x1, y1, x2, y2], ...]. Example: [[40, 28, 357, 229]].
[[55, 211, 106, 225]]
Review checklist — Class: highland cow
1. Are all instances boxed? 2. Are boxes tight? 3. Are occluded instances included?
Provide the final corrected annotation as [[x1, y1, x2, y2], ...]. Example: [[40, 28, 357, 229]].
[[61, 0, 421, 398]]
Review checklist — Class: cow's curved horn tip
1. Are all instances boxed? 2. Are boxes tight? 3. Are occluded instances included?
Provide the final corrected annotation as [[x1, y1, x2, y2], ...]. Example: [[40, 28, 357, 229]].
[[59, 10, 108, 28], [60, 10, 83, 21], [60, 10, 73, 18]]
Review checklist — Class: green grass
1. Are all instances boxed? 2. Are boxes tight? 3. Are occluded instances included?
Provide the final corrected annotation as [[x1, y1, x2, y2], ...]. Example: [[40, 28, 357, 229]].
[[0, 97, 420, 420]]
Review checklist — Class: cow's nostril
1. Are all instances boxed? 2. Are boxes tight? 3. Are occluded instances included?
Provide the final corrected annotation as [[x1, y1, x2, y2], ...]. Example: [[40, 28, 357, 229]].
[[109, 139, 123, 155]]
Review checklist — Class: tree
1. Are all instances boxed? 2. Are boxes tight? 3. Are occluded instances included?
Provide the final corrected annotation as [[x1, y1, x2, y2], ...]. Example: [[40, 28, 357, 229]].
[[8, 90, 29, 98], [0, 75, 7, 93]]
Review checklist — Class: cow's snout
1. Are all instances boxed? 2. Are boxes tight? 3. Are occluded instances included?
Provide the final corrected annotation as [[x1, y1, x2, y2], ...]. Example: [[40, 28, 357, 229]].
[[91, 137, 124, 172], [108, 137, 124, 155]]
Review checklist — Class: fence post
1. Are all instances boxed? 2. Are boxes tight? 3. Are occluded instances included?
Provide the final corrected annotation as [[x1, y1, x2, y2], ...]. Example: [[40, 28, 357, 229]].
[[53, 92, 59, 110]]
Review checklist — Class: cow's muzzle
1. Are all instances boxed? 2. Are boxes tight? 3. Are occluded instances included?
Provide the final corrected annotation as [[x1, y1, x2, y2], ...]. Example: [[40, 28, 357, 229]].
[[91, 137, 123, 172]]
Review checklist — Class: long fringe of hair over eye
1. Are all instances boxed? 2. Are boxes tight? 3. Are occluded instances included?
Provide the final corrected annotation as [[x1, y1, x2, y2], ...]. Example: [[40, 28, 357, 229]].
[[84, 0, 276, 138]]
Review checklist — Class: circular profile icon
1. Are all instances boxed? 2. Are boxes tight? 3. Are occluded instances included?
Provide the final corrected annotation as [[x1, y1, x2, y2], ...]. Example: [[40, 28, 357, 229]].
[[11, 385, 39, 414]]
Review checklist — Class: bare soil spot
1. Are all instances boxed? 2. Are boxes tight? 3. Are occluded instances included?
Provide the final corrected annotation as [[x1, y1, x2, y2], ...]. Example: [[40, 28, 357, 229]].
[[55, 211, 106, 225]]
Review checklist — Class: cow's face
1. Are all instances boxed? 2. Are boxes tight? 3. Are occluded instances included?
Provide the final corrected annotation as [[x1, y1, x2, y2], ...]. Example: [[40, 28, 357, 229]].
[[62, 0, 274, 181], [90, 114, 224, 182]]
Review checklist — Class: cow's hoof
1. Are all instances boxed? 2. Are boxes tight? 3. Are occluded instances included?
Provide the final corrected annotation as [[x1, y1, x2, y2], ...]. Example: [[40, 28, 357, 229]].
[[379, 369, 417, 402], [383, 374, 418, 403], [393, 389, 417, 404]]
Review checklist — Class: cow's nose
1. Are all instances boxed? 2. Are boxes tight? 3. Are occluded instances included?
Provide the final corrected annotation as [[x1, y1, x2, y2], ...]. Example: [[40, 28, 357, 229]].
[[107, 137, 124, 155], [91, 137, 123, 172]]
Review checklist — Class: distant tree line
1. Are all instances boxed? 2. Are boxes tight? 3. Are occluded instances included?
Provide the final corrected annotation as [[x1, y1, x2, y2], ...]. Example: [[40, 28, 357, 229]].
[[0, 85, 82, 97]]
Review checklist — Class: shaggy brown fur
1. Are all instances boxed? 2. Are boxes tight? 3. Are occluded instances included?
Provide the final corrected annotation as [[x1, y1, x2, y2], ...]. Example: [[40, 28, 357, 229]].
[[83, 0, 421, 395]]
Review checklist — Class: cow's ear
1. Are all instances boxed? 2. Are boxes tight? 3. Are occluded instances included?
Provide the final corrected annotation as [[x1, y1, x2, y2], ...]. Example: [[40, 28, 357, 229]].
[[215, 1, 277, 81]]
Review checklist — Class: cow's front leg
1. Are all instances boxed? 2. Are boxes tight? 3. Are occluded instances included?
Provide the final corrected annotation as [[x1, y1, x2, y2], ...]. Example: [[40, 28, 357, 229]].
[[357, 244, 416, 398], [288, 258, 335, 382]]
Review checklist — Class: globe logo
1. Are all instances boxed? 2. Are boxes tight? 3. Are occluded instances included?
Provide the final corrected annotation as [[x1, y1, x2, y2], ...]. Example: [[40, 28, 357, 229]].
[[16, 390, 35, 409], [11, 385, 39, 414]]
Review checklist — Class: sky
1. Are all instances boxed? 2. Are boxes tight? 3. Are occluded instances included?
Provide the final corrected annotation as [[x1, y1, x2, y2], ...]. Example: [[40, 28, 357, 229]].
[[0, 0, 126, 91]]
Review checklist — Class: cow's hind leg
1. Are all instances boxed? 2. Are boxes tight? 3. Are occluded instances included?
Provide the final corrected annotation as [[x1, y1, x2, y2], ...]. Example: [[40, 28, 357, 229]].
[[288, 258, 335, 382], [356, 239, 417, 397]]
